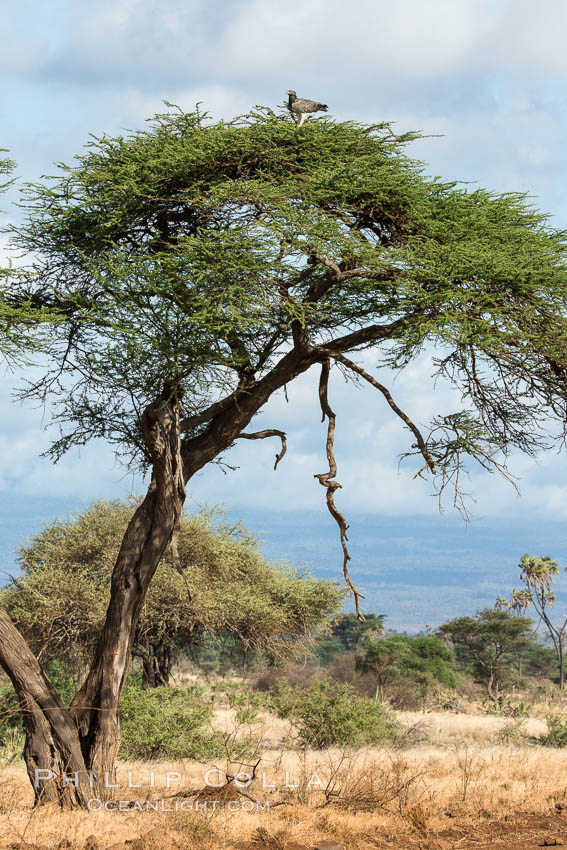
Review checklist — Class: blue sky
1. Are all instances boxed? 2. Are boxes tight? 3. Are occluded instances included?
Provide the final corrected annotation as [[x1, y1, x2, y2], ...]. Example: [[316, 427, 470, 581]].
[[1, 0, 567, 629]]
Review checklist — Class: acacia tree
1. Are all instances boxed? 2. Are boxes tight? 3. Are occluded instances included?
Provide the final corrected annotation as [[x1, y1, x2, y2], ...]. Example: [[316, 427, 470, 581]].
[[1, 500, 343, 688], [2, 106, 567, 806], [498, 554, 567, 689], [439, 609, 535, 703]]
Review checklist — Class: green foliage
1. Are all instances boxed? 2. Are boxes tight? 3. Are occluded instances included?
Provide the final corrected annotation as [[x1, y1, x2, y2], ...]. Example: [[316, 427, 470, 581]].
[[0, 153, 14, 199], [539, 713, 567, 749], [1, 499, 343, 679], [439, 608, 536, 701], [44, 659, 78, 707], [0, 682, 22, 744], [118, 676, 224, 760], [1, 153, 56, 364], [541, 714, 567, 748], [518, 642, 559, 682], [316, 613, 386, 664], [355, 634, 457, 703], [272, 678, 396, 749], [499, 553, 567, 688], [6, 107, 567, 511]]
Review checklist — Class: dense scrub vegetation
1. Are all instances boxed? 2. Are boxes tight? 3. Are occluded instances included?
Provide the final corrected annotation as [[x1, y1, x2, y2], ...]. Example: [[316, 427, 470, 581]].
[[2, 503, 567, 763]]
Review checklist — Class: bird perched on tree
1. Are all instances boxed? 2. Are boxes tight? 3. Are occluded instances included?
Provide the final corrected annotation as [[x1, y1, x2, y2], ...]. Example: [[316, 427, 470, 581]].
[[287, 89, 328, 127]]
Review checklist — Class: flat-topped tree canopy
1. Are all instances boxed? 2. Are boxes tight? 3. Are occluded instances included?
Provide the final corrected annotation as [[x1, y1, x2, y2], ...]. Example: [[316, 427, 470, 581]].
[[8, 105, 567, 591], [9, 107, 567, 482], [3, 105, 567, 807]]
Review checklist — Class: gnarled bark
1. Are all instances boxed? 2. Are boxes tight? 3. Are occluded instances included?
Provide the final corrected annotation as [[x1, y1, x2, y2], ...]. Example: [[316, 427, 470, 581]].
[[0, 605, 91, 806]]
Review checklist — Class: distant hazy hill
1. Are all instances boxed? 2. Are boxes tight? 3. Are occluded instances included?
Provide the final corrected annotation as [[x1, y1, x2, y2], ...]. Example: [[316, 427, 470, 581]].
[[2, 496, 566, 632]]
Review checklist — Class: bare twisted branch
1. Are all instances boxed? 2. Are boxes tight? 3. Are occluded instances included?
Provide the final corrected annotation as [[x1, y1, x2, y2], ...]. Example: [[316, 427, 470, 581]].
[[314, 359, 365, 620], [237, 429, 287, 470]]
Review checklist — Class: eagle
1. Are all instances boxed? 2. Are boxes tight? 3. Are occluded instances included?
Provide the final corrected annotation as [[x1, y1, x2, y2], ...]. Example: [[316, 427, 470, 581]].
[[287, 89, 328, 127]]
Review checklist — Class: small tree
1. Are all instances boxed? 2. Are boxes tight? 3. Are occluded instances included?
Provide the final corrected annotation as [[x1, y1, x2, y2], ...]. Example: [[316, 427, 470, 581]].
[[439, 608, 535, 703], [1, 500, 343, 688], [355, 633, 456, 702], [499, 554, 567, 689], [316, 612, 385, 664]]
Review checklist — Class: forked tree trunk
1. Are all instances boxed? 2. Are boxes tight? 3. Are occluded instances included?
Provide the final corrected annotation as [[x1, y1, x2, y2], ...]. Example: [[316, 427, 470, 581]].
[[69, 388, 187, 794], [0, 347, 316, 807]]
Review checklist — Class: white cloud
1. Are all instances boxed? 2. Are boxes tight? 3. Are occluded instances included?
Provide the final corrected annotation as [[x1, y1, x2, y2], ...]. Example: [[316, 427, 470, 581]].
[[46, 0, 567, 93], [1, 342, 567, 526]]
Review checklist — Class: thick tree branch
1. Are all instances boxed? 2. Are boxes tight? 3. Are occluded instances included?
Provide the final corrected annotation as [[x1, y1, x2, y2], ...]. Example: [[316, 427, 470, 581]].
[[304, 265, 401, 303], [180, 396, 238, 432], [315, 314, 415, 355], [180, 315, 418, 436], [180, 372, 255, 432]]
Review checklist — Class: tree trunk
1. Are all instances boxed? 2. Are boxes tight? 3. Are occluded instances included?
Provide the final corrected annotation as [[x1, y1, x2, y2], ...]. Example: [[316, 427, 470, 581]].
[[1, 347, 317, 807], [141, 653, 156, 690], [486, 671, 501, 704], [153, 639, 173, 686], [559, 641, 564, 690], [69, 388, 186, 792], [0, 606, 92, 806], [135, 643, 156, 690]]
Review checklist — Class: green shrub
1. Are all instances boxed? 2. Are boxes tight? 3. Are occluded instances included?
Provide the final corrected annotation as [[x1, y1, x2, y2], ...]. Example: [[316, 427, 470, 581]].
[[119, 679, 225, 760], [45, 659, 78, 706], [273, 678, 396, 749], [495, 717, 527, 745], [541, 714, 567, 748], [0, 684, 22, 743]]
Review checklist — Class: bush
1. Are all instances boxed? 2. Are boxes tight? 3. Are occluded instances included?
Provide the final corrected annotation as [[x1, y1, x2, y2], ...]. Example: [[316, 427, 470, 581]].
[[387, 675, 450, 711], [541, 714, 567, 748], [45, 659, 78, 706], [495, 717, 527, 746], [0, 684, 22, 744], [119, 678, 225, 760], [272, 678, 396, 749]]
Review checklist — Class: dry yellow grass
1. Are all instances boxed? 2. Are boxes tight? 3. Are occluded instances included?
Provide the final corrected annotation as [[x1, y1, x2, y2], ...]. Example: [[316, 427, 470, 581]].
[[2, 706, 567, 850], [212, 707, 297, 745], [396, 709, 547, 745]]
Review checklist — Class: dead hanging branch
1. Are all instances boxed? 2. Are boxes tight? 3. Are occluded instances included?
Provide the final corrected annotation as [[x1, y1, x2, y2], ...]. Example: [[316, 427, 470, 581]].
[[314, 358, 365, 620], [318, 349, 436, 479], [236, 429, 287, 470]]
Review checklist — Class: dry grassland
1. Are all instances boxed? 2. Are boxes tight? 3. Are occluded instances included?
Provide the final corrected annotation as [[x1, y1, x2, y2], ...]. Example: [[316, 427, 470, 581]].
[[1, 709, 567, 850]]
